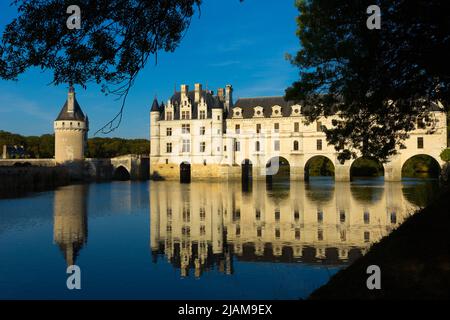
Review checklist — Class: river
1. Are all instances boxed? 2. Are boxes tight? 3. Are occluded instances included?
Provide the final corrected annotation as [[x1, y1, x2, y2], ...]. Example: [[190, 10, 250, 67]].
[[0, 177, 438, 299]]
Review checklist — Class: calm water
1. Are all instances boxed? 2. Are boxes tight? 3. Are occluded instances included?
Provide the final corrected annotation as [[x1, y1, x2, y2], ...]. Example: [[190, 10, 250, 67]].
[[0, 178, 438, 299]]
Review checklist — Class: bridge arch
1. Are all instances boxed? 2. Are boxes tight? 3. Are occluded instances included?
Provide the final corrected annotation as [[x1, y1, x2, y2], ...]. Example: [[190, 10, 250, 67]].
[[350, 157, 384, 180], [113, 165, 131, 181], [401, 154, 441, 179], [265, 156, 290, 188], [304, 155, 335, 181]]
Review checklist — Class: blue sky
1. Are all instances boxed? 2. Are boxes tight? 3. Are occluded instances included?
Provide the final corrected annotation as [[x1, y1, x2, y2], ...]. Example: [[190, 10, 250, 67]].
[[0, 0, 300, 138]]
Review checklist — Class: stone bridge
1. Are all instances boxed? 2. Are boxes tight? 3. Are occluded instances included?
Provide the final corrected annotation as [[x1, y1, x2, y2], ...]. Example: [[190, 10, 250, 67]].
[[0, 154, 149, 181]]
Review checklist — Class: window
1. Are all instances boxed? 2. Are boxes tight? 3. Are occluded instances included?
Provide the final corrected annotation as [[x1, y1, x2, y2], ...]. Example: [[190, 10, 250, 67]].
[[199, 110, 206, 119], [274, 123, 279, 133], [182, 139, 190, 152], [317, 210, 323, 223], [166, 128, 172, 136], [257, 227, 262, 238], [217, 115, 221, 120], [200, 142, 206, 153], [294, 211, 300, 221], [275, 228, 280, 239], [417, 117, 425, 129], [255, 141, 260, 152], [275, 210, 280, 221], [317, 139, 323, 150], [166, 143, 172, 153], [417, 137, 424, 149], [235, 124, 240, 134], [340, 210, 346, 223], [181, 110, 190, 120], [317, 121, 323, 132], [217, 129, 221, 134], [274, 140, 280, 151], [235, 141, 240, 152], [255, 209, 261, 220], [294, 122, 299, 132], [340, 230, 346, 241], [318, 230, 323, 241], [256, 124, 261, 134], [293, 140, 299, 151], [364, 211, 370, 224], [166, 111, 173, 120], [390, 212, 397, 224], [200, 126, 205, 135], [295, 229, 300, 240], [364, 231, 370, 242], [182, 124, 190, 134], [200, 208, 206, 220]]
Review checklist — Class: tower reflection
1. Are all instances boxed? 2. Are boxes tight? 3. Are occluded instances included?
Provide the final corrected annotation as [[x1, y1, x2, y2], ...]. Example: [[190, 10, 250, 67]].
[[53, 184, 88, 266], [150, 179, 422, 278]]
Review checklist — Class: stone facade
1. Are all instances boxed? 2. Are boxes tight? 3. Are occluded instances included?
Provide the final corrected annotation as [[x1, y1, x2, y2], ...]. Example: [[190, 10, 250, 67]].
[[150, 83, 447, 181]]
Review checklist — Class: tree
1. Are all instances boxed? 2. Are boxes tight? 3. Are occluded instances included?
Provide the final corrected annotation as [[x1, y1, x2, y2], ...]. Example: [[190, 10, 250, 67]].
[[0, 0, 201, 133], [286, 0, 449, 162]]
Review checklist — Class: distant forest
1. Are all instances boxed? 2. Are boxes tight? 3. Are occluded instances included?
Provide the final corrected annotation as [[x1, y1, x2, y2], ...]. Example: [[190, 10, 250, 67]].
[[0, 130, 149, 158]]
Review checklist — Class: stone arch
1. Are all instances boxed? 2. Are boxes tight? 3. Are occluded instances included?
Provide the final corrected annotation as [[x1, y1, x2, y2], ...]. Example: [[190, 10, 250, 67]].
[[180, 161, 191, 184], [113, 165, 130, 181], [265, 156, 290, 188], [350, 157, 384, 180], [304, 155, 335, 181], [401, 154, 441, 178]]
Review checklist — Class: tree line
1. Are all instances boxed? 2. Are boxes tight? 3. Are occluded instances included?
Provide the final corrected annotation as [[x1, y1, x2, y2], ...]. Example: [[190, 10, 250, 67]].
[[0, 131, 149, 159]]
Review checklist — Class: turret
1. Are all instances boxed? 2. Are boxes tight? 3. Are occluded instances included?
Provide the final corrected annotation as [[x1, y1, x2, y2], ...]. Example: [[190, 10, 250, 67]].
[[150, 97, 161, 157], [54, 85, 88, 164]]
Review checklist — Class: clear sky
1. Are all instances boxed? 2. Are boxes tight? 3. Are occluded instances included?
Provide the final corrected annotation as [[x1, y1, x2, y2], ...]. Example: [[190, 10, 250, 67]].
[[0, 0, 300, 139]]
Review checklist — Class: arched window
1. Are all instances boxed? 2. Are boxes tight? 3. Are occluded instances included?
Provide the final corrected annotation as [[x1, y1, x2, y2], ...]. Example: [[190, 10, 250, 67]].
[[293, 140, 299, 151]]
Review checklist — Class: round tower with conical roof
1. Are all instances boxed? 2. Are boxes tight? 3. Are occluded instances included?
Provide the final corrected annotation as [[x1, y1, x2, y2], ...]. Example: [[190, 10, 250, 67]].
[[54, 85, 89, 164]]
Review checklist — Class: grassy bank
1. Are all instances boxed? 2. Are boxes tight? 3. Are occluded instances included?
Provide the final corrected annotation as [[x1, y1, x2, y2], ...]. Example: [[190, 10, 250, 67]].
[[309, 188, 450, 300]]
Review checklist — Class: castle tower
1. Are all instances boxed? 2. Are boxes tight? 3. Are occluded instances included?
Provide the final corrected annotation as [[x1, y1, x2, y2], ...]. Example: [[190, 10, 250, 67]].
[[54, 85, 88, 164], [150, 97, 161, 158]]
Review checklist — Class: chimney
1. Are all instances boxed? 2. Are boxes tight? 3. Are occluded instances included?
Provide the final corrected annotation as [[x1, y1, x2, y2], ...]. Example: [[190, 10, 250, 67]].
[[181, 84, 189, 101], [225, 84, 233, 110], [67, 85, 75, 113], [194, 83, 202, 103], [217, 88, 225, 102]]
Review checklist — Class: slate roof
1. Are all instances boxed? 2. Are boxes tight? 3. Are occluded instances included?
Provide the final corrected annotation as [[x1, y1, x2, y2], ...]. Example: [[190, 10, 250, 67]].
[[55, 88, 86, 121], [230, 96, 297, 119]]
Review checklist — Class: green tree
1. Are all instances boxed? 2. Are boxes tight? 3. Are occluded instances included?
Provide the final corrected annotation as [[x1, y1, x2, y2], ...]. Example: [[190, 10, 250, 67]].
[[286, 0, 449, 162]]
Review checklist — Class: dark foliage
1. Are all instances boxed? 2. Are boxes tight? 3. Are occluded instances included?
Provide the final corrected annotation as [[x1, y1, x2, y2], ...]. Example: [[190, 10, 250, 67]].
[[286, 0, 450, 162], [0, 0, 202, 133]]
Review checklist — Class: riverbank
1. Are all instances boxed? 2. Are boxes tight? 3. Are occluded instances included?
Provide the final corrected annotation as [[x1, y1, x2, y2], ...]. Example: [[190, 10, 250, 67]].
[[0, 166, 71, 198], [309, 187, 450, 300]]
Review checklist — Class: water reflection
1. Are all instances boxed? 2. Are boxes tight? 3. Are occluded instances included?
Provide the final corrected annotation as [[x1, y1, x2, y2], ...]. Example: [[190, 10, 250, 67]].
[[150, 178, 432, 278], [53, 184, 88, 266]]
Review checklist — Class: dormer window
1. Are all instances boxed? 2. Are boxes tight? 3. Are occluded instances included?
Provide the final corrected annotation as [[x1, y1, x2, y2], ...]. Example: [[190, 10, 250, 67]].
[[166, 111, 173, 120], [232, 107, 243, 118], [254, 106, 264, 117], [271, 105, 282, 117], [199, 110, 206, 119], [181, 111, 190, 120], [291, 105, 301, 115]]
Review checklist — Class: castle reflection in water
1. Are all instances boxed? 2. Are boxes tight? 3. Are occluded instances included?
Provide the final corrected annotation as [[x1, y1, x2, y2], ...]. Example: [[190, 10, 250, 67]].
[[51, 179, 434, 278], [149, 179, 429, 278]]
